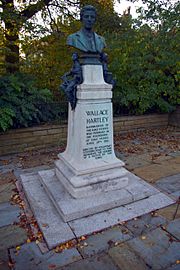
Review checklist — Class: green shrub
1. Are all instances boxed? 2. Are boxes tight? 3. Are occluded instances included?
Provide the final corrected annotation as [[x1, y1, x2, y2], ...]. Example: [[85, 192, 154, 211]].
[[106, 28, 180, 115], [0, 73, 54, 131]]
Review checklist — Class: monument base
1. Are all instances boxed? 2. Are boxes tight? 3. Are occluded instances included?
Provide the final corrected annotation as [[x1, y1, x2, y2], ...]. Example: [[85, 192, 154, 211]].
[[19, 168, 175, 249], [54, 157, 128, 199]]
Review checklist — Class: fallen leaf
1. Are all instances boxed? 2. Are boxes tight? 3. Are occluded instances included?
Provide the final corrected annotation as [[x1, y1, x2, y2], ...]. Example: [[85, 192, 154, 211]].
[[42, 223, 48, 227], [48, 264, 56, 269], [122, 229, 129, 234]]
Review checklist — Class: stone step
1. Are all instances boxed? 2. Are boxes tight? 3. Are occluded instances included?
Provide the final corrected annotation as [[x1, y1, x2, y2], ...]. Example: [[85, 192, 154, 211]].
[[39, 168, 160, 222], [20, 170, 175, 249]]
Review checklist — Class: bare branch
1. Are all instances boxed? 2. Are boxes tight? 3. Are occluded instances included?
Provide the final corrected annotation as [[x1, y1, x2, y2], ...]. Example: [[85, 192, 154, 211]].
[[20, 0, 52, 20]]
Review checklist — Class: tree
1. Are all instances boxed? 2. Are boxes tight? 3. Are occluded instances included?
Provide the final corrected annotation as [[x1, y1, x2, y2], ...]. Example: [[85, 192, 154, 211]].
[[20, 0, 122, 94], [108, 0, 180, 115], [0, 0, 80, 73]]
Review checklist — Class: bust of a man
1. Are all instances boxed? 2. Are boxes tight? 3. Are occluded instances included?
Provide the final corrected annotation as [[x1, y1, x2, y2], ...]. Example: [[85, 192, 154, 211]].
[[67, 5, 106, 53]]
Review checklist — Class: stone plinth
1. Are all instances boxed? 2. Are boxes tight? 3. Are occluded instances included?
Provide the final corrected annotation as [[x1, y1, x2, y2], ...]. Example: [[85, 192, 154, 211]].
[[55, 65, 128, 198]]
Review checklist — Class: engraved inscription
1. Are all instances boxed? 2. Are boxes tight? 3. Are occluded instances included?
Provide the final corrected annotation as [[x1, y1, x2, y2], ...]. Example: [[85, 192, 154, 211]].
[[83, 108, 112, 159]]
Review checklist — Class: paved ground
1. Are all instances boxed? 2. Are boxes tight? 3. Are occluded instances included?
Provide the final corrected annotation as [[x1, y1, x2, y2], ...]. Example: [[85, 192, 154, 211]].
[[0, 128, 179, 270]]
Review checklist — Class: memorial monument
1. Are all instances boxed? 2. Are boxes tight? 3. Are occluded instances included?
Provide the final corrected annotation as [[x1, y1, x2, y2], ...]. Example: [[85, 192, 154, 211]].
[[19, 5, 174, 249], [59, 5, 128, 200]]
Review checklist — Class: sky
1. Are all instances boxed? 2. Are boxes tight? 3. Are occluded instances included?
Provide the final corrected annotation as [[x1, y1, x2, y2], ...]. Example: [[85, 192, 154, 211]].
[[114, 0, 145, 18], [114, 0, 179, 18]]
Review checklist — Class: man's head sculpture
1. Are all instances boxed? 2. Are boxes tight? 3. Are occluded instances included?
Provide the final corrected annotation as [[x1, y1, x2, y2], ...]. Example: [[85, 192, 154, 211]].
[[80, 5, 97, 20], [67, 5, 106, 53]]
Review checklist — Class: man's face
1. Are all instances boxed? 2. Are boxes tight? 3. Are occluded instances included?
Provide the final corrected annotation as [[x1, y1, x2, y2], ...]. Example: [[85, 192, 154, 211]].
[[82, 10, 96, 30]]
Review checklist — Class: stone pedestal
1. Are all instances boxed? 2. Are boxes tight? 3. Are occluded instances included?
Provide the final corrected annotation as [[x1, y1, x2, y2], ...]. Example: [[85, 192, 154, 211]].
[[55, 64, 128, 198]]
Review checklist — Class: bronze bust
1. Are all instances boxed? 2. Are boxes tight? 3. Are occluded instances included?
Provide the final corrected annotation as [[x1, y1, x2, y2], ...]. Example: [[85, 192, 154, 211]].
[[67, 5, 106, 53], [61, 5, 115, 110]]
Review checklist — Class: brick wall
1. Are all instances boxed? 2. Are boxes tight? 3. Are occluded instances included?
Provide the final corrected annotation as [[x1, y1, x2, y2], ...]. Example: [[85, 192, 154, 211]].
[[0, 114, 169, 156]]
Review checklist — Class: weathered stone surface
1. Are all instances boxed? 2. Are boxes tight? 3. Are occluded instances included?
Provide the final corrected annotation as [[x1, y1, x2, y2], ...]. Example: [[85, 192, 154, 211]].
[[157, 204, 180, 220], [125, 213, 167, 236], [128, 228, 180, 269], [55, 159, 127, 199], [155, 174, 180, 194], [38, 168, 160, 222], [0, 225, 27, 250], [169, 151, 180, 157], [0, 171, 15, 185], [14, 165, 52, 180], [0, 164, 15, 175], [124, 193, 175, 217], [0, 250, 9, 270], [166, 219, 180, 240], [0, 202, 20, 227], [59, 254, 119, 270], [69, 193, 174, 238], [109, 242, 150, 270], [77, 226, 132, 257], [171, 191, 180, 200], [10, 242, 81, 270], [133, 159, 180, 183], [39, 169, 132, 222], [124, 155, 150, 170], [165, 264, 180, 270], [20, 173, 75, 249], [124, 172, 159, 201], [0, 182, 15, 203]]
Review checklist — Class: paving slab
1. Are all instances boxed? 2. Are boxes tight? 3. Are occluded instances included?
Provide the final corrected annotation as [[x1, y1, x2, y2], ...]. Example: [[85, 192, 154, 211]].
[[20, 173, 75, 249], [0, 171, 16, 185], [0, 202, 21, 227], [69, 193, 174, 238], [0, 164, 15, 174], [125, 213, 167, 236], [124, 172, 159, 201], [14, 165, 52, 180], [171, 191, 180, 200], [0, 182, 15, 203], [108, 242, 150, 270], [166, 219, 180, 240], [0, 225, 27, 250], [124, 155, 150, 170], [157, 204, 180, 220], [0, 250, 9, 270], [114, 150, 126, 161], [169, 151, 180, 157], [59, 254, 119, 270], [77, 225, 133, 257], [165, 264, 180, 270], [155, 174, 180, 194], [133, 158, 180, 183], [128, 228, 180, 270], [10, 242, 81, 270]]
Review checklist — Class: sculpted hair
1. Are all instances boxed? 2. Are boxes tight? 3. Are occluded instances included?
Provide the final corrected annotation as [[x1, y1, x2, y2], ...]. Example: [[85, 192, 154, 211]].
[[80, 5, 97, 21]]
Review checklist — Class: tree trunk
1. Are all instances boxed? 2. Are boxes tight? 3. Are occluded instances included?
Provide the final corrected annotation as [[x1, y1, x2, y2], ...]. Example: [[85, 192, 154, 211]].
[[2, 0, 20, 73]]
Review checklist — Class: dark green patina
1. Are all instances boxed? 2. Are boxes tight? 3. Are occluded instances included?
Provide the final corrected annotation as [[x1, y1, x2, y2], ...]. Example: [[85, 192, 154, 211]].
[[61, 5, 115, 110]]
